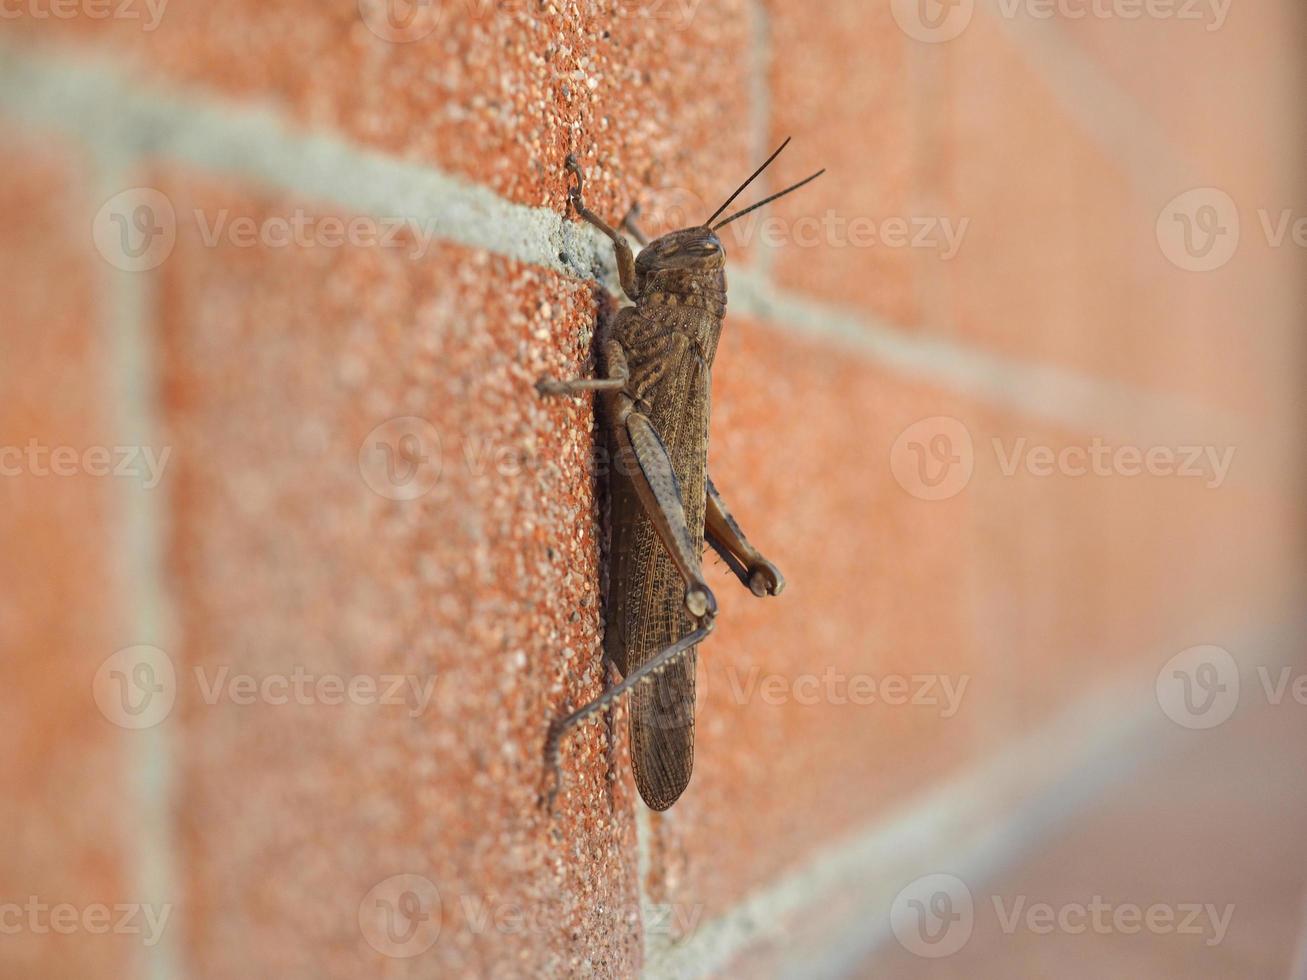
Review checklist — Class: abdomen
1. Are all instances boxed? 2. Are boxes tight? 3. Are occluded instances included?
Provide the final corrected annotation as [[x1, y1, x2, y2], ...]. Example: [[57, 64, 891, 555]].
[[605, 348, 710, 811]]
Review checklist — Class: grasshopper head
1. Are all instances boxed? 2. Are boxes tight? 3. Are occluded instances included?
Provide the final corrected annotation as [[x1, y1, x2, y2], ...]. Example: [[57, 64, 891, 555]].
[[636, 227, 725, 275], [632, 141, 823, 305]]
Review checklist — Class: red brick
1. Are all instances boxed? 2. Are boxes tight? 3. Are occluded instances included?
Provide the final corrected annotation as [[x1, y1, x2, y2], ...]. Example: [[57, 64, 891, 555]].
[[154, 174, 641, 975], [2, 1, 757, 224], [858, 695, 1307, 976], [1046, 2, 1302, 194], [763, 0, 923, 327], [960, 406, 1257, 732], [1047, 1, 1307, 423], [639, 318, 985, 919], [930, 11, 1300, 415], [0, 134, 139, 977]]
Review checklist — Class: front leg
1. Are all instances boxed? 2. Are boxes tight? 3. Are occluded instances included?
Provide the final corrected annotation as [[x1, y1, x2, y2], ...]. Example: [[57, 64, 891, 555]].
[[705, 476, 786, 598], [566, 155, 639, 302], [536, 337, 629, 397]]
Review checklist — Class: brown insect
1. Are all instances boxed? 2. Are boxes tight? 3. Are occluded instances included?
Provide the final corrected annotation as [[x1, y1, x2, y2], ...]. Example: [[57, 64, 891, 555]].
[[539, 140, 824, 810]]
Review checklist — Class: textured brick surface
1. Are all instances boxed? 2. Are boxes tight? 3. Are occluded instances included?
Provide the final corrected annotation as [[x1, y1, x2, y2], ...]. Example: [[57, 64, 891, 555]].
[[1048, 4, 1303, 191], [1106, 0, 1307, 425], [928, 11, 1302, 414], [156, 176, 640, 976], [762, 0, 922, 327], [959, 407, 1259, 732], [640, 318, 983, 916], [858, 691, 1307, 977], [0, 1, 756, 223], [0, 136, 136, 977], [2, 2, 1303, 977]]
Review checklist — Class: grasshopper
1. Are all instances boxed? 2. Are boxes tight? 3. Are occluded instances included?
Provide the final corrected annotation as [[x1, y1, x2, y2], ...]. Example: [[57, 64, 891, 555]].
[[539, 140, 824, 810]]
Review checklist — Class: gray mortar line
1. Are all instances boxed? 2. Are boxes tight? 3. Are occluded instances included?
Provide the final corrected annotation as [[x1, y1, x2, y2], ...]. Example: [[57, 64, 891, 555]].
[[0, 42, 1238, 445], [94, 148, 184, 980], [642, 622, 1299, 978]]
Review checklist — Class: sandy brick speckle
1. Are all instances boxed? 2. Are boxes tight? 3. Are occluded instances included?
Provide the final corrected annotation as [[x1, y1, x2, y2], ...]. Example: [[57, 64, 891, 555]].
[[156, 174, 642, 976], [5, 1, 756, 230], [0, 136, 137, 978]]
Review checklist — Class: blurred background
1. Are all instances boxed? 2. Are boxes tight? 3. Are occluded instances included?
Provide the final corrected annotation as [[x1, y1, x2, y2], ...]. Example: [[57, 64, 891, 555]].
[[1, 1, 1303, 977]]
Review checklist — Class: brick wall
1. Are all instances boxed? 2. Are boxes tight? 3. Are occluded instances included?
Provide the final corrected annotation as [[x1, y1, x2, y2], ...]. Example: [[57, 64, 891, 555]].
[[1, 2, 1302, 976]]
